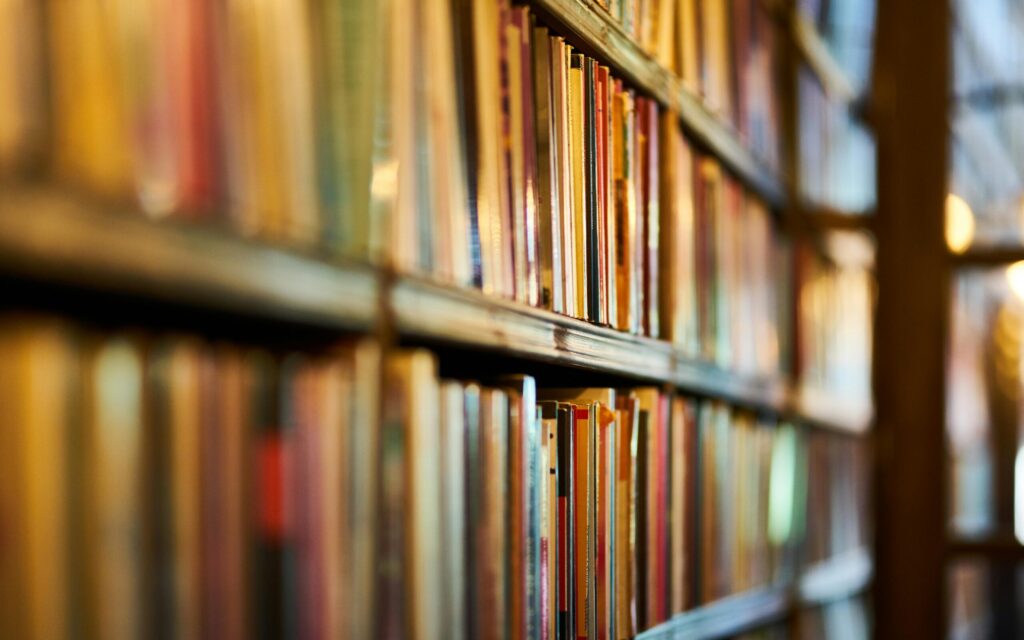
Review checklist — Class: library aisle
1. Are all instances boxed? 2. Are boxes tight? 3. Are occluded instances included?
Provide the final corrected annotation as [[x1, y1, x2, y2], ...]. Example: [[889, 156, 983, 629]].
[[1, 0, 1010, 637]]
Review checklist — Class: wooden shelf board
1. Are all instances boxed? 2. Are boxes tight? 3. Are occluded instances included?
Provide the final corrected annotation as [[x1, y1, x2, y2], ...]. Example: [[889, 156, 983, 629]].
[[392, 274, 676, 382], [949, 534, 1024, 560], [393, 276, 794, 408], [800, 205, 876, 232], [675, 360, 789, 411], [530, 0, 786, 207], [797, 547, 873, 605], [792, 13, 858, 105], [0, 186, 866, 418], [638, 548, 873, 638], [792, 388, 873, 435], [636, 587, 791, 639], [0, 186, 379, 330]]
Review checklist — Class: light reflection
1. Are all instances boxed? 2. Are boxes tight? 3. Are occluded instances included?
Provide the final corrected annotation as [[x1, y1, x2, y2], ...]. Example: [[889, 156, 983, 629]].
[[768, 424, 796, 545], [946, 193, 975, 254], [1006, 260, 1024, 301]]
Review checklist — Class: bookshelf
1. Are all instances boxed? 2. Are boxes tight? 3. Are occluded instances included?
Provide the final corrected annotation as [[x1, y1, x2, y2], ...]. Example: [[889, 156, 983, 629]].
[[0, 0, 875, 637], [1, 186, 878, 433]]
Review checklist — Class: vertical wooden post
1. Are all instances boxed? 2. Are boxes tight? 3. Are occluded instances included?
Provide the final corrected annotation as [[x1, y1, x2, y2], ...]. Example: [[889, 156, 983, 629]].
[[871, 0, 950, 637]]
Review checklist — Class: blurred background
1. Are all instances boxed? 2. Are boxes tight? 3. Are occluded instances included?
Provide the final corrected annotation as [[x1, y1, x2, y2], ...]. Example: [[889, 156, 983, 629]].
[[0, 0, 1022, 637]]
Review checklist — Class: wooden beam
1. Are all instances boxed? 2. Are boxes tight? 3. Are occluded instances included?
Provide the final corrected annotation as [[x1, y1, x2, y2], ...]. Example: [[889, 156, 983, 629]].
[[871, 0, 951, 637]]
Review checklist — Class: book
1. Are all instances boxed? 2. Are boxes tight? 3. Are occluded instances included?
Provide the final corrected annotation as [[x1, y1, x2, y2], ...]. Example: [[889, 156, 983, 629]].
[[440, 382, 468, 640], [83, 336, 146, 639], [381, 350, 444, 639], [0, 319, 76, 640]]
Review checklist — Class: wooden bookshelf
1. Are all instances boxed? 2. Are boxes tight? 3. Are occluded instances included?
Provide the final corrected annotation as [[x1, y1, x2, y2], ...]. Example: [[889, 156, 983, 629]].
[[1, 185, 876, 425], [531, 0, 786, 207], [0, 184, 887, 432], [0, 185, 379, 330]]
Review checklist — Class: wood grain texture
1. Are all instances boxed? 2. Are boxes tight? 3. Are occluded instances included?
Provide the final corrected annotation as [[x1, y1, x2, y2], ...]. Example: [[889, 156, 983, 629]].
[[0, 185, 379, 329]]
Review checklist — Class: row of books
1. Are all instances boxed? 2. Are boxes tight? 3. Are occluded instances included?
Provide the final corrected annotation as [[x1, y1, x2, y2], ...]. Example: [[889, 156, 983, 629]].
[[0, 0, 786, 378], [0, 315, 866, 639], [598, 0, 782, 172], [697, 406, 795, 604], [797, 66, 875, 212], [797, 236, 873, 411], [0, 317, 383, 640]]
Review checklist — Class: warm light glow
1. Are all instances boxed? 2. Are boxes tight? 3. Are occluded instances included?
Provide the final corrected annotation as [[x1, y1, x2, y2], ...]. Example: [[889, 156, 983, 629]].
[[1007, 261, 1024, 301], [945, 193, 975, 254], [768, 424, 797, 545]]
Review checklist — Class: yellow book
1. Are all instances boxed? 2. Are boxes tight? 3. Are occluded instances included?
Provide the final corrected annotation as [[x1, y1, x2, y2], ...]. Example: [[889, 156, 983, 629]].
[[613, 91, 637, 332], [469, 0, 507, 297], [274, 0, 319, 243], [655, 0, 677, 73], [424, 0, 472, 285], [659, 113, 698, 354], [701, 0, 734, 115], [387, 351, 443, 640], [669, 397, 686, 614], [0, 0, 43, 172], [678, 0, 700, 91], [508, 20, 529, 305], [49, 0, 133, 197], [553, 38, 577, 317], [346, 341, 382, 638], [161, 339, 204, 640], [568, 54, 589, 320]]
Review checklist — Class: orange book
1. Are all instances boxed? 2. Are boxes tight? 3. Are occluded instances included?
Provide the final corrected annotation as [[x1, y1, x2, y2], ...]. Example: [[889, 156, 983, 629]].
[[0, 319, 76, 640]]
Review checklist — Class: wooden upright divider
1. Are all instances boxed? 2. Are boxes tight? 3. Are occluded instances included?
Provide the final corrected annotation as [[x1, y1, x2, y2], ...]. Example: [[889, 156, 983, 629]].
[[871, 0, 950, 635]]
